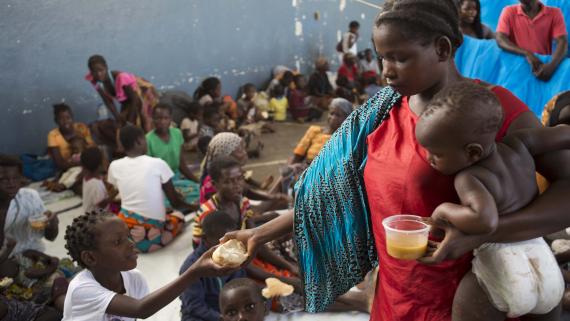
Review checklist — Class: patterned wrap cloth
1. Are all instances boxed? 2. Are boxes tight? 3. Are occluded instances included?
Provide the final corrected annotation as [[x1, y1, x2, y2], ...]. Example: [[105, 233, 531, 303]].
[[293, 87, 401, 312]]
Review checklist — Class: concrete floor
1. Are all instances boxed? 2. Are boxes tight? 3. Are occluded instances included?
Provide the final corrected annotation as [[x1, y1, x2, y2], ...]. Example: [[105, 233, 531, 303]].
[[41, 120, 370, 321]]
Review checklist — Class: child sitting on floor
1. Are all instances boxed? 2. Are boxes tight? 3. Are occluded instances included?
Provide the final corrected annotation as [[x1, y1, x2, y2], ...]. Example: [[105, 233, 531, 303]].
[[43, 136, 86, 193], [179, 210, 246, 321], [237, 84, 259, 125], [108, 125, 196, 253], [199, 105, 223, 141], [80, 147, 118, 213], [219, 278, 267, 321], [180, 102, 203, 152], [268, 85, 288, 122], [62, 211, 238, 321], [416, 81, 569, 320]]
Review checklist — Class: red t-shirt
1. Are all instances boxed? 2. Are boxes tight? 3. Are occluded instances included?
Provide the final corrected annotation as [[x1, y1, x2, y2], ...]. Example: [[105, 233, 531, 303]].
[[497, 3, 567, 55], [338, 64, 358, 82], [364, 84, 529, 321]]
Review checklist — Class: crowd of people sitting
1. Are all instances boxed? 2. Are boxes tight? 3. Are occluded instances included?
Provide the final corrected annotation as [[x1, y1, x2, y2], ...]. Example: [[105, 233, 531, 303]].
[[2, 0, 570, 320]]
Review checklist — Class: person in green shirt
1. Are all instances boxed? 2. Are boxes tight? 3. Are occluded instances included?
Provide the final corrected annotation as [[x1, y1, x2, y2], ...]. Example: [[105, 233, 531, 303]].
[[146, 103, 200, 205]]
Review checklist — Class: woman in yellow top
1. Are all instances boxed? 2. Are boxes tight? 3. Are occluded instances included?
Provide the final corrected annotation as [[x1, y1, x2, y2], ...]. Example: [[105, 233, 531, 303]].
[[47, 103, 95, 171], [292, 98, 353, 164]]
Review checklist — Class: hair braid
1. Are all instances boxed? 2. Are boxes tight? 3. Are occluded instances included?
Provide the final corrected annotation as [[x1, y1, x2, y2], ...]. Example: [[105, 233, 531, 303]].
[[64, 211, 113, 268], [376, 0, 463, 52]]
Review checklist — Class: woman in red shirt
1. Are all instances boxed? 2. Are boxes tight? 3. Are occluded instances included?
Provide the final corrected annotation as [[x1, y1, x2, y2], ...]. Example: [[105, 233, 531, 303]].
[[222, 1, 570, 320]]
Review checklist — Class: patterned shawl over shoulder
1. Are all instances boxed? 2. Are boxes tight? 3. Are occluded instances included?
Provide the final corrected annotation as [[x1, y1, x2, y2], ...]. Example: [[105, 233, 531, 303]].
[[294, 86, 401, 312]]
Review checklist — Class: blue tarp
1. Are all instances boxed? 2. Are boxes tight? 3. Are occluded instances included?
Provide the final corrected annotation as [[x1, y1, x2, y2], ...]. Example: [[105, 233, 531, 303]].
[[456, 36, 570, 116]]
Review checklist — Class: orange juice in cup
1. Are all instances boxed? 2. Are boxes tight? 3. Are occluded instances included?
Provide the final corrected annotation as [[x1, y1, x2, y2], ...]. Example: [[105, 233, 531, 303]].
[[28, 215, 48, 231], [382, 215, 429, 260]]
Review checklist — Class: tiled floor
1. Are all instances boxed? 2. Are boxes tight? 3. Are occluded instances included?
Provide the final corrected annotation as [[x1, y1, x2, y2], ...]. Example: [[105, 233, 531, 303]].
[[42, 196, 369, 321]]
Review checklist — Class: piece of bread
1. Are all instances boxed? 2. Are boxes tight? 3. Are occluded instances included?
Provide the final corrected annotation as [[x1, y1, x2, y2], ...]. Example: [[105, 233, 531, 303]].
[[212, 239, 248, 268], [262, 277, 294, 299]]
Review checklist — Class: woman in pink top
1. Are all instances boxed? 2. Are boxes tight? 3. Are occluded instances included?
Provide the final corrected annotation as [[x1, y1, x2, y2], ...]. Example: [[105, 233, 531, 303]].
[[86, 55, 159, 133]]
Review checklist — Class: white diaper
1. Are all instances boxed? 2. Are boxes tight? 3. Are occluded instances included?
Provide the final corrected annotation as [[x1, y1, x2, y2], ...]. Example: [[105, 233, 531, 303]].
[[472, 238, 563, 318]]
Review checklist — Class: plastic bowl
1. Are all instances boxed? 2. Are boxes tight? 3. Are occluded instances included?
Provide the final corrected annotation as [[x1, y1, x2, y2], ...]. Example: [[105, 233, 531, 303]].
[[28, 216, 48, 230], [382, 214, 430, 260]]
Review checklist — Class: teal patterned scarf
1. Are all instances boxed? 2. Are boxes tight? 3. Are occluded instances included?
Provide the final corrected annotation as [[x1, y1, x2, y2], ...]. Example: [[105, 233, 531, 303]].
[[294, 87, 402, 312]]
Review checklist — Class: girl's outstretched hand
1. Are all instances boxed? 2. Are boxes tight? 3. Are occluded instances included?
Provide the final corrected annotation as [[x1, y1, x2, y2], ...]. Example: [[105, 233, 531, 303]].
[[219, 228, 260, 264], [192, 246, 242, 277]]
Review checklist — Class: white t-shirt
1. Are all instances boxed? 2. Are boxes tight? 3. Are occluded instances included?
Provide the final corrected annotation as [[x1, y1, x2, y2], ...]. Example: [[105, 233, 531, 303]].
[[341, 32, 358, 55], [360, 58, 380, 75], [180, 118, 199, 135], [82, 177, 109, 213], [63, 269, 149, 321], [108, 155, 174, 220], [5, 188, 46, 254]]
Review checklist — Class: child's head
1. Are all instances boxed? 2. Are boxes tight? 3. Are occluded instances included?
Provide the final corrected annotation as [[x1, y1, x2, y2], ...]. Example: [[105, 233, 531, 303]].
[[315, 57, 329, 73], [364, 48, 374, 62], [198, 136, 213, 155], [69, 136, 87, 155], [279, 71, 295, 88], [119, 125, 147, 155], [152, 103, 172, 133], [373, 0, 462, 97], [87, 54, 109, 83], [415, 81, 503, 175], [349, 20, 360, 33], [243, 83, 257, 101], [220, 278, 267, 321], [201, 211, 238, 248], [53, 103, 74, 133], [343, 53, 357, 66], [271, 85, 285, 99], [65, 212, 138, 271], [80, 147, 104, 174], [210, 157, 244, 204], [203, 105, 223, 129], [293, 74, 306, 90], [365, 76, 379, 87], [0, 155, 23, 201]]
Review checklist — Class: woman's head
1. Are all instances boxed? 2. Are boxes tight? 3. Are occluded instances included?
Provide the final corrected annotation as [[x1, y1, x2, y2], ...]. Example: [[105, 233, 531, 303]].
[[88, 55, 109, 83], [196, 77, 222, 100], [328, 98, 353, 132], [53, 103, 74, 133], [455, 0, 484, 38], [205, 132, 247, 168], [373, 0, 462, 96], [152, 103, 172, 133], [65, 212, 138, 271], [415, 81, 502, 175], [119, 125, 147, 155]]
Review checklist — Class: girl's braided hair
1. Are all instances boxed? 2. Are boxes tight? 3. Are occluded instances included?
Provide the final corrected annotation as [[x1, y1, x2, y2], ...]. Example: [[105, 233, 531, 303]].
[[375, 0, 463, 53], [64, 211, 114, 268]]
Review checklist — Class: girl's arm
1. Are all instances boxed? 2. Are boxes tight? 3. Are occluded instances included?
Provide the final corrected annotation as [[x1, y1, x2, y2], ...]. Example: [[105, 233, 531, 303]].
[[179, 150, 199, 183], [106, 246, 237, 319], [97, 88, 121, 122], [122, 86, 149, 131], [162, 180, 198, 213]]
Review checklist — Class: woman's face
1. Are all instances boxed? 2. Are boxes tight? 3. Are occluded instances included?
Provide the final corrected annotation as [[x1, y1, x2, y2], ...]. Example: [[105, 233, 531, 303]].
[[373, 24, 444, 97], [459, 0, 478, 25], [90, 63, 108, 83], [56, 110, 74, 133], [328, 107, 349, 133]]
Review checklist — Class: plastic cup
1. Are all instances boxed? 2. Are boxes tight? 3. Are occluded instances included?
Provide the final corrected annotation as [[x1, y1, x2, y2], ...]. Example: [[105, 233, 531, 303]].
[[28, 215, 48, 231], [382, 215, 430, 260]]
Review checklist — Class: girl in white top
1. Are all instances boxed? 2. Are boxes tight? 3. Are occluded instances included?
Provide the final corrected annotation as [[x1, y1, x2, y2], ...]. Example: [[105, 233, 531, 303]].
[[63, 212, 237, 321]]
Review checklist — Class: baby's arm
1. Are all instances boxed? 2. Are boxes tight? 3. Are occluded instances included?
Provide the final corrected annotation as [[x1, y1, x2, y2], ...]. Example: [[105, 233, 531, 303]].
[[509, 125, 570, 157], [432, 172, 498, 235], [105, 246, 237, 319]]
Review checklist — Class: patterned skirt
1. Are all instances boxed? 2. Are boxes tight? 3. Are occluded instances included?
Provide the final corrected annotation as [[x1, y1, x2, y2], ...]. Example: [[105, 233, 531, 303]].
[[118, 209, 184, 253]]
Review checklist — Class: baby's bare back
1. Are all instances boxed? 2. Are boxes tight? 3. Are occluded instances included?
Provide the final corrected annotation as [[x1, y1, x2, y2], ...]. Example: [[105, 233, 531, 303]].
[[467, 140, 538, 215]]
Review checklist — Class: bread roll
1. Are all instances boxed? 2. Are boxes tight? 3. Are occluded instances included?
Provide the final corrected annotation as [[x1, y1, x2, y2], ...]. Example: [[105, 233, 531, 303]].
[[212, 239, 247, 267], [262, 277, 294, 298]]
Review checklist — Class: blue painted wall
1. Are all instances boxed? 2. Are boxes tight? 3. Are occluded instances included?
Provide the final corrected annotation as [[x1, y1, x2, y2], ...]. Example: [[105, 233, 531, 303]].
[[0, 0, 380, 155]]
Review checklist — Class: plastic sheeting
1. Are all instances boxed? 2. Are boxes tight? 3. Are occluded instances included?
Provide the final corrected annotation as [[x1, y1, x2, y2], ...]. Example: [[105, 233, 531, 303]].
[[456, 36, 570, 116]]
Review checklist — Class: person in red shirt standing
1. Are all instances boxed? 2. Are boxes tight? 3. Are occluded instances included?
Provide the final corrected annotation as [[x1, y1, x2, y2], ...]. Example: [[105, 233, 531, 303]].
[[496, 0, 568, 81]]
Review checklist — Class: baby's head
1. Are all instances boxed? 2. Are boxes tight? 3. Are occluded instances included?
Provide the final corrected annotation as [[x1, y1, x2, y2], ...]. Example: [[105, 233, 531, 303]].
[[65, 212, 138, 271], [69, 136, 87, 155], [80, 147, 104, 175], [201, 210, 238, 249], [416, 81, 503, 175], [220, 278, 267, 321]]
